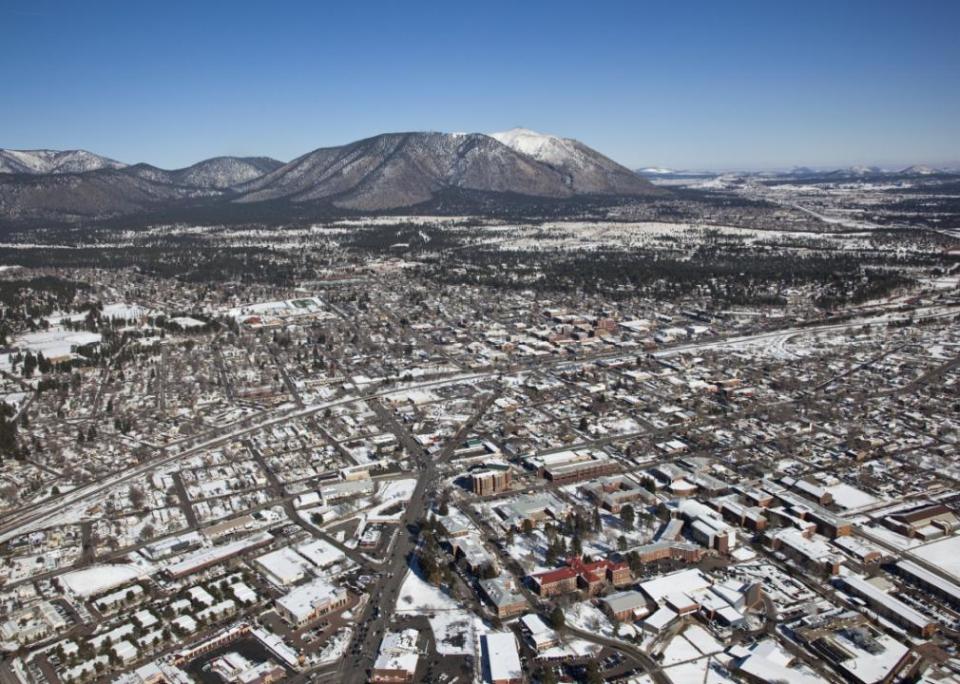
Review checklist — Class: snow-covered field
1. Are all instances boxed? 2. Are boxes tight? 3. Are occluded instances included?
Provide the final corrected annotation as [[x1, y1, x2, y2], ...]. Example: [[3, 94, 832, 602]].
[[444, 220, 892, 255], [395, 568, 461, 613], [502, 530, 553, 573], [15, 328, 102, 359], [378, 478, 417, 503]]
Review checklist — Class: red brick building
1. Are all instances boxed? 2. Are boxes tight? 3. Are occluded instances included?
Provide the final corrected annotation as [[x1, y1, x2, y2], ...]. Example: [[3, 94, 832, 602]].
[[529, 556, 631, 597]]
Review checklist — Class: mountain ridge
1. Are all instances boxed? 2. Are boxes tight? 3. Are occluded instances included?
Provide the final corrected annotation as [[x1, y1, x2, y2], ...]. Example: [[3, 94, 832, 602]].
[[0, 130, 661, 224], [123, 156, 285, 189], [0, 149, 127, 175]]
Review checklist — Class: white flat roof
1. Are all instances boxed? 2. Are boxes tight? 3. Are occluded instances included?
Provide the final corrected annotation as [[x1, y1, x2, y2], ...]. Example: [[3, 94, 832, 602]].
[[255, 547, 308, 585], [897, 559, 960, 602], [639, 568, 711, 604], [296, 538, 345, 569], [520, 613, 552, 636], [840, 575, 931, 630], [374, 629, 419, 675], [644, 606, 679, 631], [483, 631, 522, 683], [276, 577, 343, 622], [165, 532, 271, 576]]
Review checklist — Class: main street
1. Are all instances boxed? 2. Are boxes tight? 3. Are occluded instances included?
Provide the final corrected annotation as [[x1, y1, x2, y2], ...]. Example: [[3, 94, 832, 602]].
[[337, 390, 497, 683]]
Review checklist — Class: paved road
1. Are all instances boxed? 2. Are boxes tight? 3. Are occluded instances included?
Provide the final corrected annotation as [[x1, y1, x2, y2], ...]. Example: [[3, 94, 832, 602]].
[[270, 344, 305, 409], [79, 521, 94, 565], [565, 623, 672, 684], [213, 345, 235, 401], [171, 471, 199, 528], [339, 466, 433, 683], [338, 392, 497, 683], [0, 372, 495, 543], [4, 302, 958, 556]]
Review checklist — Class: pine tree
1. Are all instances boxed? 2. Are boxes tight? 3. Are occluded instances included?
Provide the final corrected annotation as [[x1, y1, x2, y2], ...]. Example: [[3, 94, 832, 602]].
[[621, 504, 635, 531], [550, 605, 565, 631]]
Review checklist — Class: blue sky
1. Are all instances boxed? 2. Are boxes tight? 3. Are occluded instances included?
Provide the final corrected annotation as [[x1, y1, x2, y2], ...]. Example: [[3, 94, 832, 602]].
[[2, 0, 958, 170]]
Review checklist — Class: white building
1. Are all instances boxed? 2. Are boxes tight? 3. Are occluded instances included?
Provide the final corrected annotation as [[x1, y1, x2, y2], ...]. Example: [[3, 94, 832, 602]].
[[372, 629, 420, 682], [481, 631, 522, 684], [276, 578, 348, 626], [254, 547, 309, 586]]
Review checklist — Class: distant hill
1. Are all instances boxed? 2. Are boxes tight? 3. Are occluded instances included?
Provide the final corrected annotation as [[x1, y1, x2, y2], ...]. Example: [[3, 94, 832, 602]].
[[0, 167, 219, 224], [124, 156, 284, 189], [0, 149, 126, 175]]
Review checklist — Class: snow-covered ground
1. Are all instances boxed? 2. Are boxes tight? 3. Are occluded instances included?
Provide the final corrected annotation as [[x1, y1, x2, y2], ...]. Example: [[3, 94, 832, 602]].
[[564, 601, 619, 639], [538, 639, 603, 660], [15, 328, 101, 359], [395, 568, 461, 613], [378, 478, 417, 503]]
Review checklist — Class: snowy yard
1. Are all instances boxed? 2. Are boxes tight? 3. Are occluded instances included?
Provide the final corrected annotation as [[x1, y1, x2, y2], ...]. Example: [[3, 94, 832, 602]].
[[396, 567, 461, 613], [564, 601, 618, 639]]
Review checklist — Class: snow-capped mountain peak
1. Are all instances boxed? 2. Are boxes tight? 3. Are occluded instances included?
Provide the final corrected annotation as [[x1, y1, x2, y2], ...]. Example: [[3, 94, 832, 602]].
[[489, 128, 575, 167], [848, 164, 883, 175], [900, 164, 937, 175], [489, 127, 648, 195], [637, 167, 675, 175]]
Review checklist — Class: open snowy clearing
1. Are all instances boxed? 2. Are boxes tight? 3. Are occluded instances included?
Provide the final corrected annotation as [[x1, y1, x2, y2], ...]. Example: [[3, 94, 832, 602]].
[[395, 567, 461, 613]]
